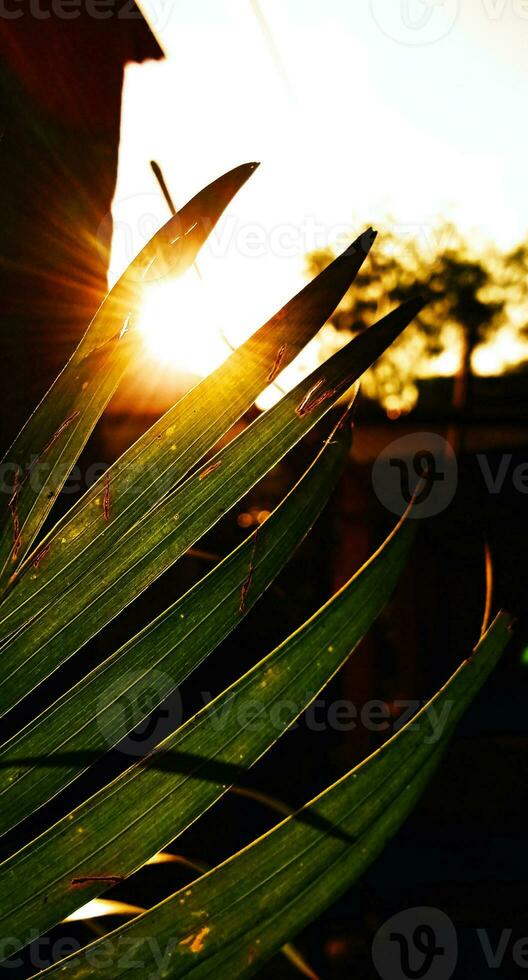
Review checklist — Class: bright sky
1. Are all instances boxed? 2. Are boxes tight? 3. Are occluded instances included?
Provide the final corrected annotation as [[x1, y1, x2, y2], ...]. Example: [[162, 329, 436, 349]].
[[110, 0, 528, 390]]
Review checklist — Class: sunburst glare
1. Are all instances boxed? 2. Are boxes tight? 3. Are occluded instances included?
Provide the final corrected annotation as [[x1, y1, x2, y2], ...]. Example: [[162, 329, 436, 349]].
[[137, 272, 232, 378]]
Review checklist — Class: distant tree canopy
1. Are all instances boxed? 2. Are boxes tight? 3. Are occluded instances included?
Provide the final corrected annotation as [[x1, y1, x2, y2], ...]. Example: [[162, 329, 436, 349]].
[[306, 224, 528, 414]]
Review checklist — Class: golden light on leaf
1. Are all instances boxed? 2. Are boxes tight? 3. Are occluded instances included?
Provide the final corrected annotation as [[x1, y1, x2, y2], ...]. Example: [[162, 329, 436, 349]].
[[64, 899, 145, 923], [135, 267, 336, 409], [121, 213, 528, 422], [136, 273, 528, 417]]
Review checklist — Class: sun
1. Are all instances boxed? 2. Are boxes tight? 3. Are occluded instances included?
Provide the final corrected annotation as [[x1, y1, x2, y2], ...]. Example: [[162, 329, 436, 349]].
[[137, 271, 233, 378], [135, 266, 344, 411]]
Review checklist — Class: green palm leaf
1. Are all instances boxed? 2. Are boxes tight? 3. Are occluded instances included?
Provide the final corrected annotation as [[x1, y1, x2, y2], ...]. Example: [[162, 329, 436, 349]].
[[0, 408, 352, 836], [35, 614, 512, 979], [4, 227, 376, 614], [0, 163, 259, 586], [0, 176, 508, 980], [0, 298, 423, 715], [0, 489, 414, 951]]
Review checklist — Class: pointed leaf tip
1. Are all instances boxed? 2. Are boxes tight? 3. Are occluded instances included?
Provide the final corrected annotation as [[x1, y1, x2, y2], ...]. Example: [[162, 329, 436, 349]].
[[409, 295, 427, 314], [236, 161, 260, 178], [340, 227, 377, 262]]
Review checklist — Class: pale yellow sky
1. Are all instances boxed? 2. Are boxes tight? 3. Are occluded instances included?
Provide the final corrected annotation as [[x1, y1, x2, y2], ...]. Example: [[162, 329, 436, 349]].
[[110, 0, 528, 389]]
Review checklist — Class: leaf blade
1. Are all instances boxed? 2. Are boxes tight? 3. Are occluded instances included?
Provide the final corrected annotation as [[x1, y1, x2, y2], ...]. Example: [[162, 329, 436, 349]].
[[34, 614, 512, 979], [0, 414, 351, 837], [0, 489, 415, 948], [0, 163, 259, 585], [0, 298, 424, 716], [4, 229, 376, 616]]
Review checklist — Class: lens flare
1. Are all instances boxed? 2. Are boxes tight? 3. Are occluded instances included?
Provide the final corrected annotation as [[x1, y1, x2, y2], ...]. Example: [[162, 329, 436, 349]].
[[137, 272, 232, 378]]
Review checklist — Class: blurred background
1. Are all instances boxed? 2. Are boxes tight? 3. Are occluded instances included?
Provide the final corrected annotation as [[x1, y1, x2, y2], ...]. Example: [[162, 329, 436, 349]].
[[1, 1, 528, 977]]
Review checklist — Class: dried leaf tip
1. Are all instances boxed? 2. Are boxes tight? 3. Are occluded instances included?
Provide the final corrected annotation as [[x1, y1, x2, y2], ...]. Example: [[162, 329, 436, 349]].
[[361, 226, 377, 245], [341, 227, 377, 260], [408, 295, 427, 315]]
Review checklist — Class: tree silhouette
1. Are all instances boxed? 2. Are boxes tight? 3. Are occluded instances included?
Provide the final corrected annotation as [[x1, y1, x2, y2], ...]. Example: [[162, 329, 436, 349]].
[[306, 224, 524, 416]]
